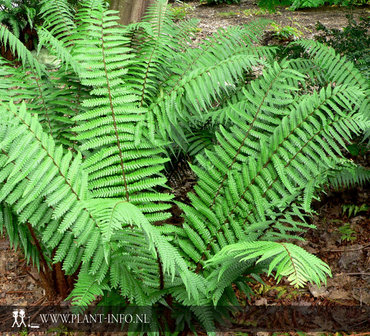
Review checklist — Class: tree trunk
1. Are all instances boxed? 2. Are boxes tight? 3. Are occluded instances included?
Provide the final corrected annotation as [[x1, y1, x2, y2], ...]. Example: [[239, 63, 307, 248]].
[[110, 0, 156, 25]]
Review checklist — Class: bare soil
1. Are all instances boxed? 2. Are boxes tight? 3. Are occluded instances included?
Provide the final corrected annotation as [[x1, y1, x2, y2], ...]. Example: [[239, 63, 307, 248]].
[[185, 0, 369, 40]]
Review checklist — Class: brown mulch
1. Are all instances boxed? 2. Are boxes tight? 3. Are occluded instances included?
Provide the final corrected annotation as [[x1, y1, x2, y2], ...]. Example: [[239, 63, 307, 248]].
[[184, 0, 369, 41]]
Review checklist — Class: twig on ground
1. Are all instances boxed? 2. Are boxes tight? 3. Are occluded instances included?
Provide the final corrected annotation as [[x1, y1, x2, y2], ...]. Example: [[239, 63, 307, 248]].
[[6, 290, 33, 294], [335, 272, 370, 276], [323, 243, 370, 252]]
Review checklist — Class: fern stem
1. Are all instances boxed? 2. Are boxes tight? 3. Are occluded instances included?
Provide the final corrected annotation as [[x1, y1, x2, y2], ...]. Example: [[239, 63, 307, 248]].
[[155, 247, 164, 290], [26, 222, 51, 273], [53, 261, 69, 298], [280, 243, 298, 280], [210, 65, 286, 208], [69, 80, 82, 153], [34, 76, 53, 137], [99, 16, 130, 201], [26, 222, 57, 299]]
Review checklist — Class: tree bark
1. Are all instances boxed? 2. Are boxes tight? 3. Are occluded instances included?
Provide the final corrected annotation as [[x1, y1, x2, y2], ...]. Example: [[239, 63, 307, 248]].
[[110, 0, 156, 25]]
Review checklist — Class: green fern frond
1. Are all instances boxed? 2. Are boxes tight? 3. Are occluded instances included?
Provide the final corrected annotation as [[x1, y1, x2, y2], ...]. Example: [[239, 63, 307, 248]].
[[1, 0, 367, 330], [85, 199, 206, 302], [0, 57, 84, 147], [126, 0, 184, 106], [0, 102, 105, 278], [295, 40, 369, 91], [177, 78, 366, 274], [37, 27, 81, 74], [186, 126, 216, 159], [71, 3, 172, 222], [0, 203, 42, 269], [67, 265, 110, 307], [330, 164, 370, 189], [207, 241, 331, 303], [0, 23, 43, 74], [192, 60, 306, 207], [39, 0, 75, 41], [146, 21, 272, 141]]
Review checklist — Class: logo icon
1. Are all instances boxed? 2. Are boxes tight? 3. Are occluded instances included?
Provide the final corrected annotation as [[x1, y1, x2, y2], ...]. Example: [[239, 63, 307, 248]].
[[11, 309, 39, 329], [12, 309, 26, 328]]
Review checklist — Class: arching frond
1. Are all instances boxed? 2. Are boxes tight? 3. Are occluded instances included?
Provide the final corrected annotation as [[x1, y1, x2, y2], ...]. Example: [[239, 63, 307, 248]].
[[0, 0, 367, 331], [207, 241, 331, 304], [84, 199, 206, 303], [175, 79, 366, 275], [295, 40, 369, 91], [0, 23, 44, 75], [0, 102, 103, 278], [148, 24, 273, 142], [39, 0, 75, 41], [0, 57, 85, 148], [330, 164, 370, 190], [70, 3, 172, 222]]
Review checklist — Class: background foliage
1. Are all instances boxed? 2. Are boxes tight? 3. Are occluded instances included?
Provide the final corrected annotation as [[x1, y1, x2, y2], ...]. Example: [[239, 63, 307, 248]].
[[201, 0, 368, 9], [315, 15, 370, 78]]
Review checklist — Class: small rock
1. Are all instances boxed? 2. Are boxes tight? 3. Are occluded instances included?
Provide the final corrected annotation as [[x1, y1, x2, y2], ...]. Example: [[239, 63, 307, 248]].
[[256, 333, 270, 336], [254, 298, 268, 306], [309, 284, 329, 298]]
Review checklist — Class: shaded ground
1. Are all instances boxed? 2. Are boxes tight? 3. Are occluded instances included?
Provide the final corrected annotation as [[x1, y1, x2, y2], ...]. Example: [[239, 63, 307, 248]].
[[0, 239, 44, 306], [184, 0, 369, 40]]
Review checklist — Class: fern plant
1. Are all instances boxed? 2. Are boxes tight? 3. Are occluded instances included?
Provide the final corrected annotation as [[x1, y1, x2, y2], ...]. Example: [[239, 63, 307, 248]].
[[0, 0, 369, 332]]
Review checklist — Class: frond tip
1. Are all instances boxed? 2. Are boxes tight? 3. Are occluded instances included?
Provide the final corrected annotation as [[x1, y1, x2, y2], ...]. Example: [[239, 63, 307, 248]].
[[207, 241, 331, 289]]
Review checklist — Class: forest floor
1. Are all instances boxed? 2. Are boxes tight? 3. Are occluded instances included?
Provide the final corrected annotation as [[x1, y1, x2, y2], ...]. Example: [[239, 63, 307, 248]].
[[183, 0, 369, 41], [0, 1, 369, 334]]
